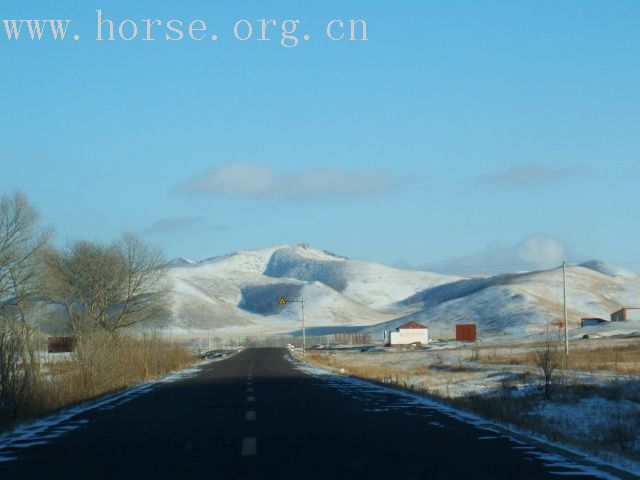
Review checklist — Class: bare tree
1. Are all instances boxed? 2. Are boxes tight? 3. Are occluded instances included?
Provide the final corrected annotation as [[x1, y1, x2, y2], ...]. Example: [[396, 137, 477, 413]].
[[0, 192, 50, 422], [46, 233, 169, 335], [46, 241, 122, 335], [0, 192, 50, 321], [535, 335, 561, 400], [110, 233, 169, 331]]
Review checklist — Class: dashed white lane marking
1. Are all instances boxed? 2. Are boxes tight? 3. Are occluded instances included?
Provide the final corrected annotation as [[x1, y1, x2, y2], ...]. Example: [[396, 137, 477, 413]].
[[245, 410, 256, 421], [247, 396, 255, 402], [247, 387, 254, 393], [241, 437, 257, 456]]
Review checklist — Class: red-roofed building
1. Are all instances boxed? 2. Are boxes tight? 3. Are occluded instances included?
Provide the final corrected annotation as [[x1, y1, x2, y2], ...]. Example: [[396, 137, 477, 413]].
[[397, 321, 427, 330], [388, 321, 429, 345]]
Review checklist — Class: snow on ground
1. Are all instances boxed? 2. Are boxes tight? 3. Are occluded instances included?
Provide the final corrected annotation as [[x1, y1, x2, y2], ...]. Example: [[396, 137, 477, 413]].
[[0, 361, 211, 463], [305, 344, 517, 398], [288, 352, 638, 479], [532, 396, 640, 451], [576, 319, 640, 339], [300, 332, 640, 471]]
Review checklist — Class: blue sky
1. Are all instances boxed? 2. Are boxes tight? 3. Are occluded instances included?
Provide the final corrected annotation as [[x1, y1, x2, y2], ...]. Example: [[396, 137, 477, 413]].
[[1, 1, 639, 273]]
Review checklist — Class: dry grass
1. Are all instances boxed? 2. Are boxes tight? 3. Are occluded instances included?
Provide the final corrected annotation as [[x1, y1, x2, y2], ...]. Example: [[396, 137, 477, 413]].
[[472, 339, 640, 374], [305, 352, 422, 389], [1, 332, 194, 431], [305, 352, 545, 439], [565, 343, 640, 373], [302, 348, 640, 463], [304, 351, 474, 396]]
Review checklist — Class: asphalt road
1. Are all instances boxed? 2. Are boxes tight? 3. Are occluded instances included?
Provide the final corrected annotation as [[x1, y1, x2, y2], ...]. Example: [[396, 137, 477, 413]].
[[0, 348, 630, 479]]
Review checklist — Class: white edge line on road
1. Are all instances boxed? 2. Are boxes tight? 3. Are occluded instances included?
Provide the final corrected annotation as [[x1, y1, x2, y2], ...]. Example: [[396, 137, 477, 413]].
[[286, 353, 632, 480], [0, 363, 206, 460]]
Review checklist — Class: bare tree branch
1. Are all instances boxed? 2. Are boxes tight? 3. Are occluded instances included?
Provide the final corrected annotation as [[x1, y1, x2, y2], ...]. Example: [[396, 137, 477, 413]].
[[46, 233, 169, 335]]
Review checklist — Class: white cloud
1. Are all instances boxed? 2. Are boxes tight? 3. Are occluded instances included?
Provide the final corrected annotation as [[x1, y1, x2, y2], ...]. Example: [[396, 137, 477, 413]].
[[484, 163, 588, 189], [176, 162, 404, 200], [423, 235, 570, 275]]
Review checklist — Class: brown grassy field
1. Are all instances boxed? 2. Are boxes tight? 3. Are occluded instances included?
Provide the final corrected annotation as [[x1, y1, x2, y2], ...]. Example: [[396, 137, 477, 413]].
[[471, 338, 640, 374], [301, 342, 640, 463], [1, 332, 195, 431]]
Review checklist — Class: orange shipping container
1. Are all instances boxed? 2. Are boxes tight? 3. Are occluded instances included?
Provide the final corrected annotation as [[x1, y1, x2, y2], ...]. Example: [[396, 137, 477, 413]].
[[456, 324, 477, 342]]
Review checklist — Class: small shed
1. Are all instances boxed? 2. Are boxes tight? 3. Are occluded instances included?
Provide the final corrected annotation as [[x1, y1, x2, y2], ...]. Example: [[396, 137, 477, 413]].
[[47, 336, 76, 353], [611, 308, 640, 322], [580, 318, 609, 327], [389, 321, 429, 346], [456, 324, 477, 342]]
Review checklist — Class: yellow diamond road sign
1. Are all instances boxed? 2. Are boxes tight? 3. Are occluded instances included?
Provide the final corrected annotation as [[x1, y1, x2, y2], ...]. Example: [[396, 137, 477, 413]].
[[279, 297, 287, 305]]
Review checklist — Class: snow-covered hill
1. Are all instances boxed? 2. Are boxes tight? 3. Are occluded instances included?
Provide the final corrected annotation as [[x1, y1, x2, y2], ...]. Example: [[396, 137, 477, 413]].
[[363, 263, 640, 338], [162, 244, 640, 340], [164, 244, 458, 335]]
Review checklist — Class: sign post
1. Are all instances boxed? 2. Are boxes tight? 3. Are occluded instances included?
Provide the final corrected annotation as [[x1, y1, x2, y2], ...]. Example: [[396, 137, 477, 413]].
[[279, 296, 306, 356]]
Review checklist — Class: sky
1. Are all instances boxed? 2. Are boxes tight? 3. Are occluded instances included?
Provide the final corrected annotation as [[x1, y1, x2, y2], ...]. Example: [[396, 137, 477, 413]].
[[1, 0, 639, 274]]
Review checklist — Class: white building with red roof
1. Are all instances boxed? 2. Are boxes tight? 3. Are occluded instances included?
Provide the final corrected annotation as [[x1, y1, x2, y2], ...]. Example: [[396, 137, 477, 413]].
[[389, 321, 429, 346]]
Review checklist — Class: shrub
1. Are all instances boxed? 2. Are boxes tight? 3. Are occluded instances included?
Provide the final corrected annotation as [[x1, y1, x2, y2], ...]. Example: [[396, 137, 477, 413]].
[[1, 332, 194, 432], [0, 318, 40, 429]]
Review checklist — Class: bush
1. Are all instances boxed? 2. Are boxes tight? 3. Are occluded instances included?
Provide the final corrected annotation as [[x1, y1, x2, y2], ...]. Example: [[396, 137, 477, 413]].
[[0, 318, 40, 429], [0, 332, 194, 432], [536, 337, 561, 400]]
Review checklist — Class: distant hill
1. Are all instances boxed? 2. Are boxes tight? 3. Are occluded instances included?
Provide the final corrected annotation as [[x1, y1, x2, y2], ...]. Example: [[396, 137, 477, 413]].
[[163, 244, 640, 340], [363, 263, 640, 338], [165, 244, 458, 336]]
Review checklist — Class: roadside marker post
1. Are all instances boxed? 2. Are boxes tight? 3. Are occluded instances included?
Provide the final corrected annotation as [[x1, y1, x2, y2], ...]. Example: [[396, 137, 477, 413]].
[[278, 296, 306, 356]]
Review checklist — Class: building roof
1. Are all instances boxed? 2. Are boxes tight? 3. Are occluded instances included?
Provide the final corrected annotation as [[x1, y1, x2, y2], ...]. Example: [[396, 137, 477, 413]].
[[397, 321, 428, 330]]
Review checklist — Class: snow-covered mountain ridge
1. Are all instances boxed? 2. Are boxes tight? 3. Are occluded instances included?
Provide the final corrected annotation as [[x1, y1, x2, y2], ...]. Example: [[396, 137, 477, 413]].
[[163, 245, 640, 339]]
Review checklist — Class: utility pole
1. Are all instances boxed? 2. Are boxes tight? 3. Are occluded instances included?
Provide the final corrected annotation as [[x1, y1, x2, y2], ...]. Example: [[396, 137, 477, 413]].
[[563, 261, 569, 356]]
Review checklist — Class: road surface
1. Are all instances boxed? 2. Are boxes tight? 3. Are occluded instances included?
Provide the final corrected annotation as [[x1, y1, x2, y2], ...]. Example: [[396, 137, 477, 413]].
[[0, 348, 631, 479]]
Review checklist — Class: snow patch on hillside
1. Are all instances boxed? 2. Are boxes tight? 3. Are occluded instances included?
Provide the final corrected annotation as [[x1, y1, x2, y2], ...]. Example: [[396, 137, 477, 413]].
[[162, 246, 640, 340], [365, 264, 640, 339], [580, 260, 638, 279]]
